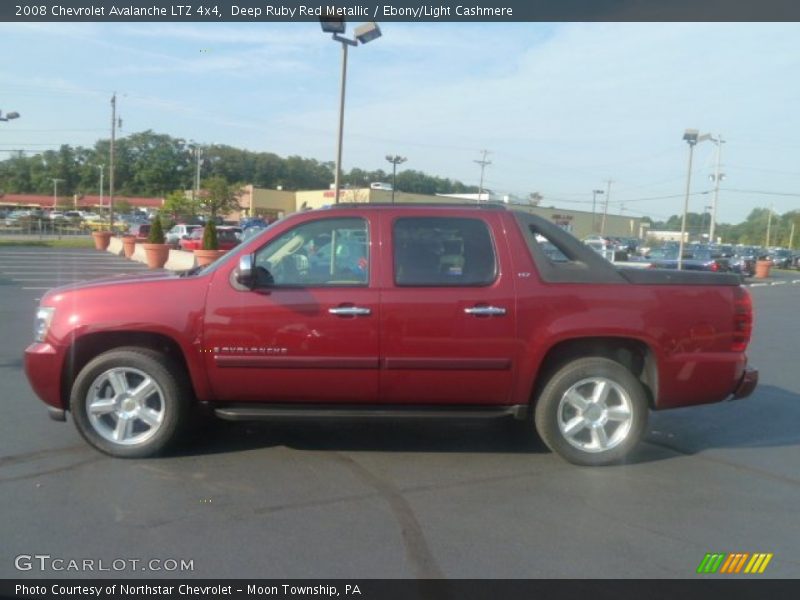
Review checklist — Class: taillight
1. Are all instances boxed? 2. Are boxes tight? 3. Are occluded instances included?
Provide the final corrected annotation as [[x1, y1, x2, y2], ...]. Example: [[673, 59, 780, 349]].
[[732, 287, 753, 352], [710, 262, 719, 272]]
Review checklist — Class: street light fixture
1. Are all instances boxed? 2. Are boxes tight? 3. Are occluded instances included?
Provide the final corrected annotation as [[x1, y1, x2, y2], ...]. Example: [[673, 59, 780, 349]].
[[320, 17, 382, 204], [679, 129, 713, 269], [385, 155, 407, 203], [591, 189, 604, 232], [0, 110, 20, 122]]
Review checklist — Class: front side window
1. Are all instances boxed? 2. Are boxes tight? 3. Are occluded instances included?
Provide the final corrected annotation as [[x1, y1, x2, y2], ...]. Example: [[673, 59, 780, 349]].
[[393, 217, 497, 286], [253, 217, 368, 287]]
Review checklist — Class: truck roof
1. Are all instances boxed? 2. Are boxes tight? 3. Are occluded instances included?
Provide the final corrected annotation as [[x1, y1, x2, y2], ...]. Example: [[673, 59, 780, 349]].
[[323, 202, 508, 211]]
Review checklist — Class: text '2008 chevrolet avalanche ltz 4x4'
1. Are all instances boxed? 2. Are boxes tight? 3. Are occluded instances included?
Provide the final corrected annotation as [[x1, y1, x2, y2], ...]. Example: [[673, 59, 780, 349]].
[[24, 204, 758, 466]]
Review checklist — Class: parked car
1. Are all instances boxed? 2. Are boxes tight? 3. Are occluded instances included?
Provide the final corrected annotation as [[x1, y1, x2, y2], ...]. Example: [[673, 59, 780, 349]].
[[165, 224, 201, 247], [768, 248, 793, 269], [179, 226, 242, 252], [127, 223, 152, 241], [240, 217, 270, 231], [646, 246, 731, 273], [24, 204, 757, 466]]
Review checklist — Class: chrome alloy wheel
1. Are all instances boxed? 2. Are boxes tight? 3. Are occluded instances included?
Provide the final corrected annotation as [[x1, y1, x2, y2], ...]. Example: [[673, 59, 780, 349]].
[[556, 377, 634, 453], [85, 367, 166, 446]]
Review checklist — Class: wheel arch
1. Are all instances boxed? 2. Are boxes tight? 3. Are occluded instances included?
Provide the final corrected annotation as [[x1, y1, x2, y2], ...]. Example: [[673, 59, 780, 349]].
[[60, 331, 198, 410], [531, 337, 658, 409]]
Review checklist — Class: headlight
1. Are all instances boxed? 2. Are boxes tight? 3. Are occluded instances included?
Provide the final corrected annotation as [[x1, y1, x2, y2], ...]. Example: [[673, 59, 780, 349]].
[[34, 307, 55, 343]]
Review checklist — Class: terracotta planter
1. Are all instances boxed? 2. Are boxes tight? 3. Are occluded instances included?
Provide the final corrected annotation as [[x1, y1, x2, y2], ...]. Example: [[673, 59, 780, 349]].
[[755, 260, 772, 279], [194, 249, 227, 267], [121, 235, 137, 259], [141, 243, 170, 269], [92, 231, 112, 251]]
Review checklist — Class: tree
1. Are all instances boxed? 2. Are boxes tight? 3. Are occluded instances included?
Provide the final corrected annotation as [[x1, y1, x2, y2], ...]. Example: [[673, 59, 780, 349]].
[[198, 176, 240, 219], [528, 192, 543, 206], [148, 215, 165, 244], [163, 190, 197, 221], [202, 220, 218, 250]]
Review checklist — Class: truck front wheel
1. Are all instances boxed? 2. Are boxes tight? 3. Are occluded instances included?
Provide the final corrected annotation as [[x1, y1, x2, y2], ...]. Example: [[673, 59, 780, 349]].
[[70, 347, 190, 458], [534, 357, 648, 466]]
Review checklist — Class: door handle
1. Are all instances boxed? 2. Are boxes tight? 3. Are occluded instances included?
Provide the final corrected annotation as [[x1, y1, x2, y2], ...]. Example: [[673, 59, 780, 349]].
[[464, 306, 506, 316], [329, 306, 372, 316]]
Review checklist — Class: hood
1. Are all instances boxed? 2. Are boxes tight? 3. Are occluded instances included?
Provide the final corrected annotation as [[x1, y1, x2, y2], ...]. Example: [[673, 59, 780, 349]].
[[41, 269, 189, 302]]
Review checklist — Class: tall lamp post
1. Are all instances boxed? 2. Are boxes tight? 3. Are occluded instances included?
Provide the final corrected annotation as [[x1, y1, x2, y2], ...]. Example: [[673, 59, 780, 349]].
[[591, 189, 604, 232], [0, 110, 21, 122], [385, 155, 406, 203], [51, 178, 64, 209], [679, 129, 713, 270], [320, 17, 382, 204]]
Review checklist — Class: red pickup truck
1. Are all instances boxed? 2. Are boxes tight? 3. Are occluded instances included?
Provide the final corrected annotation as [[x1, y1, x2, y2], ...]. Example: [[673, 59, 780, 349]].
[[24, 204, 757, 465]]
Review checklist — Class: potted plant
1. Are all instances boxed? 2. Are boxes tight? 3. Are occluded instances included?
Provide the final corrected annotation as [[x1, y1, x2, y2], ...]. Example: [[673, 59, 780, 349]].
[[121, 231, 137, 258], [92, 228, 112, 251], [141, 216, 170, 269], [193, 220, 226, 267]]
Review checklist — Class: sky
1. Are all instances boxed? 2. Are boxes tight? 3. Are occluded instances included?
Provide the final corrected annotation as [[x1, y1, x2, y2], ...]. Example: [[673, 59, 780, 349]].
[[1, 21, 800, 224]]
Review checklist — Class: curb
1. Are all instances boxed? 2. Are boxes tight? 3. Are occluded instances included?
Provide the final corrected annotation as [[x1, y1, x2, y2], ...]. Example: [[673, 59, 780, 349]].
[[106, 236, 124, 257], [744, 279, 800, 288]]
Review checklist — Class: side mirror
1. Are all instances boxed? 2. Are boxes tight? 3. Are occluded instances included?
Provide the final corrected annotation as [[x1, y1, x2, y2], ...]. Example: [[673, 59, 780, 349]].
[[236, 254, 255, 289]]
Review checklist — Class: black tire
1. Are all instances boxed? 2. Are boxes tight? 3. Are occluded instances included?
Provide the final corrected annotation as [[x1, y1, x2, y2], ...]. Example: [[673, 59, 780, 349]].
[[70, 347, 190, 458], [534, 357, 648, 466]]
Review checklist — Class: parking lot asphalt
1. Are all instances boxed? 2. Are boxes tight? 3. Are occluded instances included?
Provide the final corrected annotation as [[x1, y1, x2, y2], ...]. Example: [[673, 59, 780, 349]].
[[1, 248, 798, 579]]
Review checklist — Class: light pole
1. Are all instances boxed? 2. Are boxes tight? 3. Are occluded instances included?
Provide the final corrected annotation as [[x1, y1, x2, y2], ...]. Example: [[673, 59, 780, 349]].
[[591, 189, 604, 232], [320, 18, 382, 204], [385, 155, 406, 203], [51, 178, 64, 209], [708, 135, 724, 243], [0, 110, 20, 122], [679, 129, 713, 270]]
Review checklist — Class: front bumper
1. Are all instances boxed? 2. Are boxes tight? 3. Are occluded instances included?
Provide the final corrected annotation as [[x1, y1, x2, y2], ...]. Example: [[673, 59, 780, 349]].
[[24, 342, 65, 409], [732, 365, 759, 400]]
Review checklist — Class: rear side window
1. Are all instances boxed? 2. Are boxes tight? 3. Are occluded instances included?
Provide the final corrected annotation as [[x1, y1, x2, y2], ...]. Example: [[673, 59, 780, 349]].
[[393, 217, 496, 286]]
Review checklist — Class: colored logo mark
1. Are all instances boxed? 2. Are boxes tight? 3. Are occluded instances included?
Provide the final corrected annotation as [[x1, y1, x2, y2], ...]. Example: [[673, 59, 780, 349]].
[[697, 553, 773, 574]]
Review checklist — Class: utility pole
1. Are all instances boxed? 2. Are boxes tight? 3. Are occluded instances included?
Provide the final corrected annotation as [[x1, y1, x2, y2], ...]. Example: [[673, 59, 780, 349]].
[[709, 135, 724, 243], [109, 93, 116, 232], [600, 179, 613, 235], [474, 150, 491, 202], [765, 205, 773, 248], [591, 189, 604, 233], [98, 165, 104, 208], [194, 145, 203, 201], [789, 221, 795, 249]]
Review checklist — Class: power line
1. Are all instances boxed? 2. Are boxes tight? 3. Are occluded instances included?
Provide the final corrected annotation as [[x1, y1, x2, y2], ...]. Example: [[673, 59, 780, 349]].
[[721, 187, 800, 198]]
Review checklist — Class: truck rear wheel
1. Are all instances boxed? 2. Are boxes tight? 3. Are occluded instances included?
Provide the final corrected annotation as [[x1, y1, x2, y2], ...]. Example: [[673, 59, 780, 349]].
[[70, 347, 190, 458], [534, 357, 648, 466]]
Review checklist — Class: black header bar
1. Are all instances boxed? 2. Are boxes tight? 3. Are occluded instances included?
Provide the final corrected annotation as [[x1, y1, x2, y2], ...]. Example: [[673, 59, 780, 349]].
[[2, 0, 800, 22]]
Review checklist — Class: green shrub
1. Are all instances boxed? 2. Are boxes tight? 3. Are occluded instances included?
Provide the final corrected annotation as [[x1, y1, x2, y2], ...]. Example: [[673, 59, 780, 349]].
[[148, 216, 165, 244], [202, 220, 218, 250]]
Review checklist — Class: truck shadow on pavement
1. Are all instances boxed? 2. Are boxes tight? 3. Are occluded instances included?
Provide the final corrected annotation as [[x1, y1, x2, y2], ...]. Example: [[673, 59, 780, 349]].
[[178, 385, 799, 463], [643, 384, 800, 458], [181, 417, 549, 457]]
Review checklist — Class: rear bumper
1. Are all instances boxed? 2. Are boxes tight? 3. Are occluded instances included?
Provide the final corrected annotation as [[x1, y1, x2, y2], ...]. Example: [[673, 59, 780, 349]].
[[732, 365, 759, 400]]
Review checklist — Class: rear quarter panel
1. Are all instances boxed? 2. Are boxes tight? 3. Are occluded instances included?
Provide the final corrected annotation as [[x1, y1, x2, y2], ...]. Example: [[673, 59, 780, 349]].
[[501, 213, 745, 409]]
